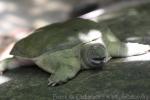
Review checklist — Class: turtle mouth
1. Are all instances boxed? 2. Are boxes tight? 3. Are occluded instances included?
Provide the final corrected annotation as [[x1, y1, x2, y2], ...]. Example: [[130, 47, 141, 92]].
[[91, 57, 106, 65]]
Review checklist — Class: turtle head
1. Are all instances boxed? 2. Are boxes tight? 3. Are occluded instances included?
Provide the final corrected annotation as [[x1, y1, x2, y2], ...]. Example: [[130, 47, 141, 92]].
[[81, 43, 110, 69]]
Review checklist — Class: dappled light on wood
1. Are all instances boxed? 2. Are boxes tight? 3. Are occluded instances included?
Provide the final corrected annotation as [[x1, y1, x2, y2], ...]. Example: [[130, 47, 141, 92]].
[[124, 52, 150, 62], [0, 75, 11, 85], [78, 30, 103, 44], [114, 43, 150, 62], [80, 9, 105, 21], [126, 43, 150, 56]]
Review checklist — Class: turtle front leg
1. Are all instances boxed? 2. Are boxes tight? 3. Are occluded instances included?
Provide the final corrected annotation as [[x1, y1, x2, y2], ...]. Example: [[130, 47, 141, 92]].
[[47, 49, 81, 86], [48, 63, 80, 86], [34, 48, 81, 86]]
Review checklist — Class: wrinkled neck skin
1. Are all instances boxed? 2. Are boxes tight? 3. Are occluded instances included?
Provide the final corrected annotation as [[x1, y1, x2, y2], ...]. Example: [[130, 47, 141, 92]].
[[79, 39, 111, 70]]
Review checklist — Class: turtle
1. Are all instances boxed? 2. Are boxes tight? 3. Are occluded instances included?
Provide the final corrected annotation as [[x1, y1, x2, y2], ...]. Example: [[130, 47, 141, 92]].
[[1, 18, 150, 86]]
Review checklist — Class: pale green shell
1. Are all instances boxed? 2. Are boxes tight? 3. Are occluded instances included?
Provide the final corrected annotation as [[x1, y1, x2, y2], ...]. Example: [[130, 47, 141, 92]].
[[10, 18, 100, 58]]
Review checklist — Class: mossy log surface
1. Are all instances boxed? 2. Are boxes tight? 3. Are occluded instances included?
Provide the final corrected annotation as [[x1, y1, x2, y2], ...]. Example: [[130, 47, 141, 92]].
[[0, 60, 150, 100]]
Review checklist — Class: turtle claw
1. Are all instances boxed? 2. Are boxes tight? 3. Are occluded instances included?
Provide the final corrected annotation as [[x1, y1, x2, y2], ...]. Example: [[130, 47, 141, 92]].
[[48, 80, 57, 86], [48, 75, 59, 86], [48, 81, 52, 86], [51, 83, 57, 87], [48, 82, 57, 86], [48, 78, 59, 86]]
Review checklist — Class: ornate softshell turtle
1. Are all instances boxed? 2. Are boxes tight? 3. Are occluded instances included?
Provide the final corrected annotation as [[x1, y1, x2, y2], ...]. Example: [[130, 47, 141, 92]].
[[3, 18, 150, 86], [10, 18, 110, 86]]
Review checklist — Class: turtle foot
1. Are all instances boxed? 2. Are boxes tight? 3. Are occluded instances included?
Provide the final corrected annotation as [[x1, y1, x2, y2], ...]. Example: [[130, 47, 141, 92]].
[[48, 66, 79, 86], [48, 74, 68, 86]]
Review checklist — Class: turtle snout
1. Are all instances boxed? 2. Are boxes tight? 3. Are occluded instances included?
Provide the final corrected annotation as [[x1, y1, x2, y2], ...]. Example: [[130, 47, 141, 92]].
[[81, 43, 108, 69]]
